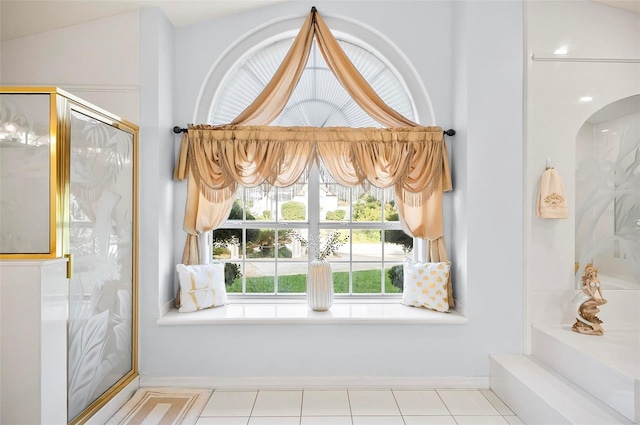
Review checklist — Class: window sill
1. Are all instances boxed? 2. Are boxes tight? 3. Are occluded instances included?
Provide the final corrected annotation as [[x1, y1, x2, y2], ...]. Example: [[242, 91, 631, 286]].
[[156, 302, 468, 325]]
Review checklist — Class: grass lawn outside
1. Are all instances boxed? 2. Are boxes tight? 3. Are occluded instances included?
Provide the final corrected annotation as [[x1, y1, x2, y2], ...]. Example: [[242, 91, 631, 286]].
[[227, 268, 402, 294]]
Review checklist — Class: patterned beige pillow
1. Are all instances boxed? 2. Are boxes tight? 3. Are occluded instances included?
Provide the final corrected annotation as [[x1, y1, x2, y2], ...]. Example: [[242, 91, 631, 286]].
[[402, 258, 451, 312], [176, 263, 227, 313]]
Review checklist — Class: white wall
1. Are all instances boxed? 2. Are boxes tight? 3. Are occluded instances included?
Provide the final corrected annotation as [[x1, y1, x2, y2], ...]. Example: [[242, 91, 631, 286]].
[[138, 6, 178, 359], [0, 0, 525, 382], [135, 0, 524, 380], [525, 1, 640, 339], [0, 11, 141, 122]]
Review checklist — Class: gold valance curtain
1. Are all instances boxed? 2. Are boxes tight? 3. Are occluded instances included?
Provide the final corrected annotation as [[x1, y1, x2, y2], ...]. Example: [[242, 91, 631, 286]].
[[173, 8, 453, 304]]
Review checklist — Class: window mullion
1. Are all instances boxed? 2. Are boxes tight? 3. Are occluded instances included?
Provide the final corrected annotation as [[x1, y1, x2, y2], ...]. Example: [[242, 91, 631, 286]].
[[349, 189, 353, 295], [242, 189, 247, 294], [308, 163, 320, 262], [274, 188, 279, 295], [381, 227, 386, 294], [242, 227, 247, 294]]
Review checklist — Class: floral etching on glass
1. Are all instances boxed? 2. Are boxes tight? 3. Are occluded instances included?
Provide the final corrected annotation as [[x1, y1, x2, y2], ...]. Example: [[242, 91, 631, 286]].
[[67, 111, 134, 420]]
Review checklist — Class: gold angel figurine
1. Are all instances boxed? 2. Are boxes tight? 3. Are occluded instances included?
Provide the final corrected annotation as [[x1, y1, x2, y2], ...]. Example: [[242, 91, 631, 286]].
[[572, 264, 607, 335]]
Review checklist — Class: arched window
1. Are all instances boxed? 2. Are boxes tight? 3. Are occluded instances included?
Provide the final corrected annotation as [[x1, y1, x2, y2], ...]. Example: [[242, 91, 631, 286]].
[[210, 37, 415, 127], [209, 33, 419, 297]]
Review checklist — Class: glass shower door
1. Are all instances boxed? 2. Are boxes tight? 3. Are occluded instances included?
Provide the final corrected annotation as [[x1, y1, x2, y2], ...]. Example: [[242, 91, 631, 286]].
[[67, 108, 136, 423]]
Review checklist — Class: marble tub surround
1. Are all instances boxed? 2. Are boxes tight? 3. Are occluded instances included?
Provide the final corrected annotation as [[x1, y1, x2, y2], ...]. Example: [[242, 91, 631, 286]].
[[490, 355, 633, 425], [596, 290, 640, 327], [532, 325, 639, 423]]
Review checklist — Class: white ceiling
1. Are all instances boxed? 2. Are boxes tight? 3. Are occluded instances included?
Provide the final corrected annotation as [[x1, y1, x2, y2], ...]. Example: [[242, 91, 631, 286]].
[[0, 0, 288, 41], [592, 0, 640, 14], [0, 0, 638, 42]]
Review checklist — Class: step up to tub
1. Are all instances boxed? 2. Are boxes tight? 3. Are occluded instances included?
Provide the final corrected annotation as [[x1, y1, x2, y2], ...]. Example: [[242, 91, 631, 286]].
[[532, 325, 639, 423], [490, 355, 633, 424]]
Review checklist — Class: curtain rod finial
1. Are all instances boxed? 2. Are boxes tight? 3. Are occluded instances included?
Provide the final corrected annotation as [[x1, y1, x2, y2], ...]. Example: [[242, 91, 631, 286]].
[[311, 6, 317, 13], [444, 129, 456, 137]]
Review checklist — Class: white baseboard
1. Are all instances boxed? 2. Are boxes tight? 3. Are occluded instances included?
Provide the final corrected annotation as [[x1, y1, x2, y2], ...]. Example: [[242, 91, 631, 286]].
[[86, 377, 140, 425], [139, 375, 489, 390]]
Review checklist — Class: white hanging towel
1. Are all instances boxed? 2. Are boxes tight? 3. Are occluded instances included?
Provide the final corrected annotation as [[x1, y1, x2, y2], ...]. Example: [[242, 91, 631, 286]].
[[537, 167, 568, 219]]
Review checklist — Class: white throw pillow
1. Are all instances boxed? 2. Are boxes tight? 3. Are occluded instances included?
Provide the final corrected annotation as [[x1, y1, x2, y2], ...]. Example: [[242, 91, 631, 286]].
[[176, 263, 227, 313], [402, 258, 451, 312]]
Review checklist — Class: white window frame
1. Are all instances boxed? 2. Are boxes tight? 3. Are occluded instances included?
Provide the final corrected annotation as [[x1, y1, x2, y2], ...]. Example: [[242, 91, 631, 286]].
[[207, 161, 415, 299]]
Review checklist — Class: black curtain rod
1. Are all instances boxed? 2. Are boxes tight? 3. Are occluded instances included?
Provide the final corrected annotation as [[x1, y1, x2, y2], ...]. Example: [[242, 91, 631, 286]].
[[173, 126, 455, 136]]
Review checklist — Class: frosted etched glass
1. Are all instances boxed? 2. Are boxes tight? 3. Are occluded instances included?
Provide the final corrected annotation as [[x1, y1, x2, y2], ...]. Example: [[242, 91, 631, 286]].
[[0, 94, 50, 254], [67, 110, 134, 421], [575, 96, 640, 289]]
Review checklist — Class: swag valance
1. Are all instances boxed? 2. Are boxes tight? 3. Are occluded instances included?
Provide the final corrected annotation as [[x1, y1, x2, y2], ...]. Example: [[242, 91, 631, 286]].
[[174, 124, 452, 257], [173, 7, 453, 307], [174, 124, 449, 206]]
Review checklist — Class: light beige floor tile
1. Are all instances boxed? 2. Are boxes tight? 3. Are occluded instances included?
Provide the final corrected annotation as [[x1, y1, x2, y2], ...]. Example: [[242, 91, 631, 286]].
[[300, 416, 353, 425], [503, 416, 525, 425], [348, 390, 400, 416], [251, 390, 303, 417], [302, 390, 351, 416], [393, 390, 450, 416], [480, 390, 515, 416], [454, 416, 509, 424], [248, 417, 301, 425], [200, 391, 257, 417], [437, 390, 500, 416], [351, 416, 404, 425], [196, 418, 249, 425], [403, 416, 457, 425]]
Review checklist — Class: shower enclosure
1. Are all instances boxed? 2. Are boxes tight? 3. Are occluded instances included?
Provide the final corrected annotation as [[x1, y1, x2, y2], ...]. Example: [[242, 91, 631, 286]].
[[0, 87, 138, 425]]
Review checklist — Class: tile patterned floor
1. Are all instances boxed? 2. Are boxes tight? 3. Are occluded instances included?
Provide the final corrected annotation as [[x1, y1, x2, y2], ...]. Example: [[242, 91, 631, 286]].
[[195, 389, 525, 425]]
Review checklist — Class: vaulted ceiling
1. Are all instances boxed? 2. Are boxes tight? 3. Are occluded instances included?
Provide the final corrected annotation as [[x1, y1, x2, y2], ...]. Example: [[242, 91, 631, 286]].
[[0, 0, 287, 41], [0, 0, 638, 42]]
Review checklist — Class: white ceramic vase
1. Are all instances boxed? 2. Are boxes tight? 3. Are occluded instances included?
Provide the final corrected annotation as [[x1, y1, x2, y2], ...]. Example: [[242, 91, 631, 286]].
[[307, 259, 334, 311]]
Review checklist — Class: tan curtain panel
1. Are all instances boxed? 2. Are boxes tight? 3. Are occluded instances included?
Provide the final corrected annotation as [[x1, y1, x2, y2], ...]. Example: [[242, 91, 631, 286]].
[[174, 8, 453, 305]]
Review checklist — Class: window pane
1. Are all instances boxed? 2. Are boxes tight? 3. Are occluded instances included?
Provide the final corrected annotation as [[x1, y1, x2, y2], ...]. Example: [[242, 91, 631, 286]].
[[352, 191, 383, 222], [320, 184, 349, 222], [385, 264, 403, 294], [247, 229, 276, 259], [224, 262, 243, 293], [319, 228, 350, 260], [352, 229, 382, 261], [330, 262, 351, 294], [225, 190, 247, 221], [278, 181, 308, 222], [279, 200, 306, 222], [212, 228, 243, 260], [383, 188, 399, 222], [278, 265, 307, 293], [244, 262, 274, 293], [384, 230, 412, 259], [353, 263, 383, 293], [246, 186, 276, 221], [278, 230, 308, 260]]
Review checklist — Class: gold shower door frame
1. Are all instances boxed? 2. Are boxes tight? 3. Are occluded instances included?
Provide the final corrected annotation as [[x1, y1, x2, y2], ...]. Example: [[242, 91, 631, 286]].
[[0, 87, 61, 258], [63, 92, 139, 425], [0, 87, 139, 424]]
